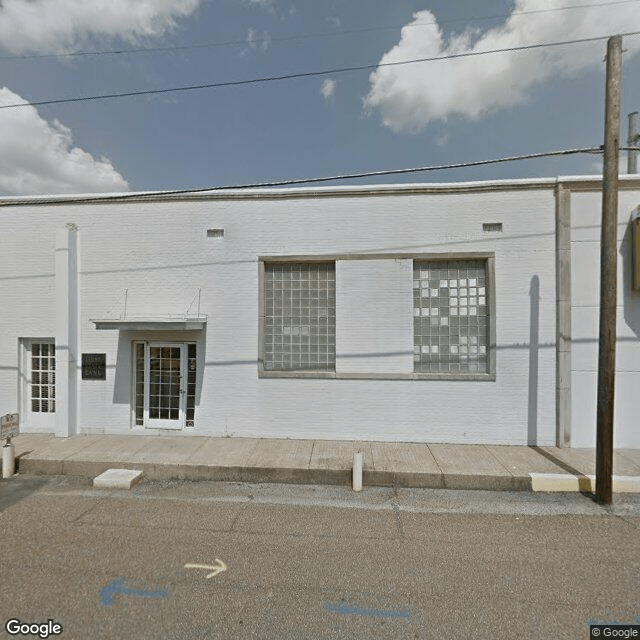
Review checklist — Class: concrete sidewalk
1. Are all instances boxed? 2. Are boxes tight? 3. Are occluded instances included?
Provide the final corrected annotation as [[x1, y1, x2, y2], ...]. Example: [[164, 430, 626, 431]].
[[7, 433, 640, 492]]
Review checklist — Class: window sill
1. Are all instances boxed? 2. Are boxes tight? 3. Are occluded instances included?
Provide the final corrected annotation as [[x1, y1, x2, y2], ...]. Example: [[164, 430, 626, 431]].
[[258, 370, 495, 381]]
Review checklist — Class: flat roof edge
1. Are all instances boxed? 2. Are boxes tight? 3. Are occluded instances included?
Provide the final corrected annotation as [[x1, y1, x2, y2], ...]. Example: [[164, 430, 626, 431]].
[[1, 175, 640, 206]]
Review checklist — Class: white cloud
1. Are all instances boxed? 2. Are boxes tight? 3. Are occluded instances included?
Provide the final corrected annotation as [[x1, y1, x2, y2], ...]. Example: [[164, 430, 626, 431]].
[[0, 0, 201, 54], [364, 1, 640, 133], [248, 0, 274, 11], [435, 132, 449, 147], [0, 2, 203, 194], [247, 27, 271, 53], [0, 88, 129, 195], [321, 78, 337, 101]]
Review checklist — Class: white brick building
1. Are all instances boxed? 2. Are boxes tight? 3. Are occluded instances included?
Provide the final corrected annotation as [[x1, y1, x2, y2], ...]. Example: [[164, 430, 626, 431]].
[[1, 176, 639, 447]]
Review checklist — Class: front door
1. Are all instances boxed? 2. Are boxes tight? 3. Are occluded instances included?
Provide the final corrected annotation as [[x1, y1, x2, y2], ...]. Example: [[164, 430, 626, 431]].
[[135, 343, 186, 430]]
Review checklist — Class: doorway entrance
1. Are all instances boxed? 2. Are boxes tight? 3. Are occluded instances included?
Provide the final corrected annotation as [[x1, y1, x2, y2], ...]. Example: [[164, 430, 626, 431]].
[[20, 338, 56, 432], [133, 342, 196, 430]]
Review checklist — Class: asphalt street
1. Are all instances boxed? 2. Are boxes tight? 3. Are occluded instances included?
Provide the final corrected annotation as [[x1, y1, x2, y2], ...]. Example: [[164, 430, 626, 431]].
[[0, 476, 639, 640]]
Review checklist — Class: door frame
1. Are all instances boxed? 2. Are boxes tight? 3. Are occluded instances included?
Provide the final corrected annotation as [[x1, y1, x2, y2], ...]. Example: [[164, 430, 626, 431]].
[[19, 337, 56, 432], [132, 341, 187, 430]]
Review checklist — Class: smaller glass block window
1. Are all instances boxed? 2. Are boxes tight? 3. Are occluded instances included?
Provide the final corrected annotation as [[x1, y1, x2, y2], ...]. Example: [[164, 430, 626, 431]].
[[186, 343, 196, 427], [413, 259, 489, 374], [31, 342, 56, 412], [263, 262, 336, 371]]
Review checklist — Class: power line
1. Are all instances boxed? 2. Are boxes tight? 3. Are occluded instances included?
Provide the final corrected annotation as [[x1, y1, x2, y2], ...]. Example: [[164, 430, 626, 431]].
[[0, 146, 613, 206], [1, 0, 638, 61], [2, 32, 639, 110]]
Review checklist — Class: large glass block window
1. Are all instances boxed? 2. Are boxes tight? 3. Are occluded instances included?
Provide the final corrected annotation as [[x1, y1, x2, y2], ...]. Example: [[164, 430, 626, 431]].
[[263, 262, 336, 371], [413, 259, 489, 374], [31, 342, 56, 412]]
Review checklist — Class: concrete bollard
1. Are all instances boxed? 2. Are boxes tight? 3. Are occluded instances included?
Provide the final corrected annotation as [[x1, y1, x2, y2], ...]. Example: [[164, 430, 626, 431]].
[[2, 441, 15, 478], [352, 452, 363, 492]]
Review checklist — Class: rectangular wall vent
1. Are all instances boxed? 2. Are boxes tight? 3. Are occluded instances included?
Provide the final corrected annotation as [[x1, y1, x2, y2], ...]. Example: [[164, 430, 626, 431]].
[[207, 229, 224, 238], [482, 222, 503, 232]]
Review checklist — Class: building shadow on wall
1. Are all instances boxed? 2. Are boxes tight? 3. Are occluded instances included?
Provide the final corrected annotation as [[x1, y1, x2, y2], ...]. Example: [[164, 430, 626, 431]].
[[528, 275, 539, 445], [113, 331, 132, 407], [112, 330, 205, 418], [619, 215, 640, 338]]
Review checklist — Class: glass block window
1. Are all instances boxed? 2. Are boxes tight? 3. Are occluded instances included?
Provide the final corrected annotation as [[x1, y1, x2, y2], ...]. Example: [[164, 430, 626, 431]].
[[186, 343, 196, 427], [263, 262, 336, 371], [31, 342, 56, 412], [413, 259, 489, 374]]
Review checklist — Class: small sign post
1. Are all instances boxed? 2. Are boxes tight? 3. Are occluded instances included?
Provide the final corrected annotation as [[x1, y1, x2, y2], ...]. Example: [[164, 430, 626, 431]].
[[1, 413, 19, 479], [1, 413, 19, 440]]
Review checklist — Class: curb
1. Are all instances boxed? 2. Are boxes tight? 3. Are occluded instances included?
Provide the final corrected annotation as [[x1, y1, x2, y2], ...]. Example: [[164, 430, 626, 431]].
[[17, 456, 534, 491], [529, 472, 640, 493]]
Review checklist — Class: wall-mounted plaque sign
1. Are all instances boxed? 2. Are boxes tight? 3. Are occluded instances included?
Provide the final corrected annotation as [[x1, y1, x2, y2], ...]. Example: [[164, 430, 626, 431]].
[[82, 353, 106, 380]]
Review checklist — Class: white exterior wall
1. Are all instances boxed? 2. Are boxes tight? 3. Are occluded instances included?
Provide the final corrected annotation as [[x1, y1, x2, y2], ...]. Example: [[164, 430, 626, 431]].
[[0, 210, 57, 432], [1, 183, 560, 445], [336, 259, 413, 374], [570, 189, 640, 448]]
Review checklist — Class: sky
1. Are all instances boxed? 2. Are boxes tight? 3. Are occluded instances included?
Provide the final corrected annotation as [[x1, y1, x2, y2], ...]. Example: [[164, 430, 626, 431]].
[[0, 0, 640, 196]]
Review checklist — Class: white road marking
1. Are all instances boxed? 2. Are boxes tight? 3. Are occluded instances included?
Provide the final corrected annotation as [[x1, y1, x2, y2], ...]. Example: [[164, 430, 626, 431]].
[[184, 559, 227, 578]]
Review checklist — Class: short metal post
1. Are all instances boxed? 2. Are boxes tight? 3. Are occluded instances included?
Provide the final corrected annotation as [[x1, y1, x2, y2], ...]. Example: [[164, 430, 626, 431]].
[[2, 437, 15, 478], [352, 452, 363, 492]]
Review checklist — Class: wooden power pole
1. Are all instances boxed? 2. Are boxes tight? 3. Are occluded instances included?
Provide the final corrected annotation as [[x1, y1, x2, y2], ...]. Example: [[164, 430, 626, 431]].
[[596, 35, 622, 506], [629, 111, 638, 174]]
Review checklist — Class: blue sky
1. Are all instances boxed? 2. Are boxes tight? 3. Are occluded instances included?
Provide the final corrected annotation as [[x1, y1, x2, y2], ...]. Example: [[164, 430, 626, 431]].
[[0, 0, 639, 195]]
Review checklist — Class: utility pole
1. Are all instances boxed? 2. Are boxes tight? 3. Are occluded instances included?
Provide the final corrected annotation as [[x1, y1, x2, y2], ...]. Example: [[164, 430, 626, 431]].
[[596, 35, 622, 506], [628, 112, 638, 174]]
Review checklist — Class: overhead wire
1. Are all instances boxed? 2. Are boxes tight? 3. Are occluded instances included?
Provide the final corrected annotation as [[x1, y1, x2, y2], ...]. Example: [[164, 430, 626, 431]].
[[2, 31, 640, 110], [1, 0, 638, 61], [2, 146, 628, 206]]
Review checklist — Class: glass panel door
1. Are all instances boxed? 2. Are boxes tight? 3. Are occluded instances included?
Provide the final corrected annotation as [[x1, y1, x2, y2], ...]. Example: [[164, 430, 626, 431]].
[[145, 343, 186, 430], [21, 339, 56, 432]]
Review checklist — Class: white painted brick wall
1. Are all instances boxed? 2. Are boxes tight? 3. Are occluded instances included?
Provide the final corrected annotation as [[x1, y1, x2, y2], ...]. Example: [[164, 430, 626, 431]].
[[570, 190, 640, 448], [0, 183, 567, 444], [0, 213, 58, 424], [336, 259, 413, 374]]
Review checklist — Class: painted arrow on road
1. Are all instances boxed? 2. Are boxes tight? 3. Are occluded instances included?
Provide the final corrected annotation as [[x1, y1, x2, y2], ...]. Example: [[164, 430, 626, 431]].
[[184, 559, 227, 579], [100, 578, 168, 607]]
